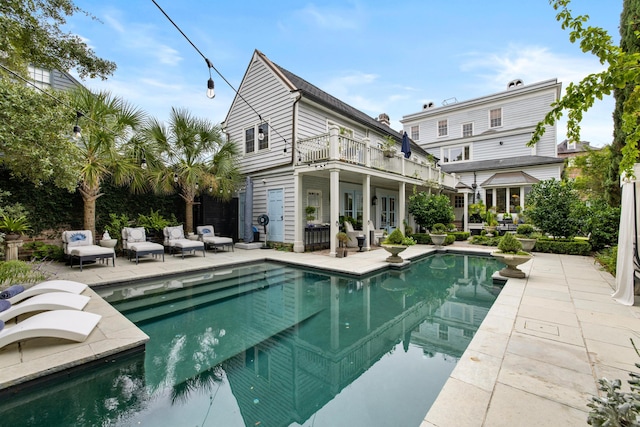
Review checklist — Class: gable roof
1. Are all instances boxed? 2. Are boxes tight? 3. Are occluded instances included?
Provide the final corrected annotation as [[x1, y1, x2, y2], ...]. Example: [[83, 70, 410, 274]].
[[255, 50, 427, 157]]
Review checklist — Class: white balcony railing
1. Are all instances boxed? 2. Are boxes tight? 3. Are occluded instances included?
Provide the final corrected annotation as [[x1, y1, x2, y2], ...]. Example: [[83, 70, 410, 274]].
[[295, 126, 457, 189]]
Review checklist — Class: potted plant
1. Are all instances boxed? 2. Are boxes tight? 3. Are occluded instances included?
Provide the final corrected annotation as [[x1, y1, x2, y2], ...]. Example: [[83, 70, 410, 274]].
[[137, 209, 172, 243], [429, 223, 448, 247], [381, 228, 416, 263], [0, 213, 31, 241], [381, 136, 397, 158], [514, 224, 540, 252], [490, 232, 532, 278], [336, 231, 348, 258], [305, 206, 316, 225], [484, 208, 498, 236], [102, 213, 131, 251]]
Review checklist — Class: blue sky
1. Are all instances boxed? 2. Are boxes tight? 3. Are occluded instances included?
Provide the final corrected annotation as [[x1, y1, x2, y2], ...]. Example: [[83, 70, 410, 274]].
[[68, 0, 620, 147]]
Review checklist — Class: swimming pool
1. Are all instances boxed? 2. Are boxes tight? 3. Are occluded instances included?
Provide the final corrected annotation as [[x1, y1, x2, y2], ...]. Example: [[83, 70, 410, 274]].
[[0, 253, 503, 426]]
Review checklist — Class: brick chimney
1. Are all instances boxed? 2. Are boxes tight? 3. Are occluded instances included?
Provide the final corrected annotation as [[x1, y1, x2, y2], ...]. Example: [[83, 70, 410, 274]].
[[377, 113, 390, 126]]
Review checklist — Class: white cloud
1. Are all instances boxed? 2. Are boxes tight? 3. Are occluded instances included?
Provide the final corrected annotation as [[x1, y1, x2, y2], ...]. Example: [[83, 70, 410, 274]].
[[295, 3, 363, 30]]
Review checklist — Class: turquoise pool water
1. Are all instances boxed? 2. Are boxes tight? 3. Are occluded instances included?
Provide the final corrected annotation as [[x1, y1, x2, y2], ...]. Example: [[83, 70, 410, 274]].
[[0, 253, 503, 427]]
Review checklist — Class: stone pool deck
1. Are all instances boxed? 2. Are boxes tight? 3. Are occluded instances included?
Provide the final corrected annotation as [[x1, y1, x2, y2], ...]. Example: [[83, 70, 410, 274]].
[[1, 243, 638, 426]]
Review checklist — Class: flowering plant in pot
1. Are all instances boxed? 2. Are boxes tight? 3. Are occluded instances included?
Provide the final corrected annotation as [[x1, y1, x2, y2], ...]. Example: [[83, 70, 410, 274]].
[[336, 232, 348, 258]]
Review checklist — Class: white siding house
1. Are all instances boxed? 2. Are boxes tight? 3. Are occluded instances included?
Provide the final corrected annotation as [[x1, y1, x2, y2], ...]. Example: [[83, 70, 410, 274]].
[[223, 50, 459, 255], [401, 79, 564, 231]]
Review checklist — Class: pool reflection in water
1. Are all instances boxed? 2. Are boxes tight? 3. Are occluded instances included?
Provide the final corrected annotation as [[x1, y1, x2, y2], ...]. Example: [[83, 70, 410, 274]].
[[1, 254, 503, 427]]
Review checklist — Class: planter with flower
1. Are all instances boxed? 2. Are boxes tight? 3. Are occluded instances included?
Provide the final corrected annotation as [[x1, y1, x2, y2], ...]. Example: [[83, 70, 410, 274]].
[[491, 232, 532, 278], [336, 232, 348, 258], [0, 214, 31, 241], [429, 223, 448, 247], [514, 224, 541, 252], [484, 208, 499, 236], [381, 228, 416, 263]]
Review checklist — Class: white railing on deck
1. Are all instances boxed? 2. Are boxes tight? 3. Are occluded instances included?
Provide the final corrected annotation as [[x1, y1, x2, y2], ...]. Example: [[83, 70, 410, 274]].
[[296, 128, 458, 189]]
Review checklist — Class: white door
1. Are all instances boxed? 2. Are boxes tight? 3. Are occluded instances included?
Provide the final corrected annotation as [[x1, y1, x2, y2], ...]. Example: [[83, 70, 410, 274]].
[[267, 188, 284, 242]]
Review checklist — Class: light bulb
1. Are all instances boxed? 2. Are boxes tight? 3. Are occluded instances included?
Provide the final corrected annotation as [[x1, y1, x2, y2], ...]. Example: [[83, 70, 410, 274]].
[[258, 129, 265, 141], [207, 78, 215, 99], [73, 125, 81, 140]]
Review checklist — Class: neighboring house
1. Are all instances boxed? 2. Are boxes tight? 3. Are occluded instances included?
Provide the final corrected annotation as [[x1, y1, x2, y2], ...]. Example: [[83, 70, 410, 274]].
[[401, 79, 565, 231], [557, 139, 599, 180], [223, 50, 458, 255], [27, 65, 81, 91]]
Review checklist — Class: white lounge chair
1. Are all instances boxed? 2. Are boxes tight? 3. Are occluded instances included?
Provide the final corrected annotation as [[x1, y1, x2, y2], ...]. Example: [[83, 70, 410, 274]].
[[122, 227, 165, 264], [0, 292, 90, 322], [344, 221, 359, 248], [196, 225, 234, 252], [163, 225, 205, 258], [8, 280, 88, 305], [0, 309, 101, 349], [62, 230, 115, 271]]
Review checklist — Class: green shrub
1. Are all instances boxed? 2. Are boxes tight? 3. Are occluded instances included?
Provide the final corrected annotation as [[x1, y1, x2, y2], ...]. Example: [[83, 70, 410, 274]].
[[402, 236, 417, 246], [444, 234, 456, 245], [450, 231, 470, 241], [0, 260, 47, 287], [526, 179, 584, 239], [408, 192, 454, 231], [516, 224, 535, 237], [594, 246, 617, 276], [583, 199, 620, 251], [431, 223, 447, 234], [469, 235, 501, 247], [22, 241, 65, 261], [534, 238, 591, 255], [384, 228, 405, 244], [497, 232, 523, 254], [411, 233, 454, 245]]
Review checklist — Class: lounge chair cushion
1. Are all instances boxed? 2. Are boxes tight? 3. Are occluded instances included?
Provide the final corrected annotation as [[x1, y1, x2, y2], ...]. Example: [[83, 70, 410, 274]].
[[62, 230, 93, 248], [164, 225, 185, 241], [126, 227, 146, 243]]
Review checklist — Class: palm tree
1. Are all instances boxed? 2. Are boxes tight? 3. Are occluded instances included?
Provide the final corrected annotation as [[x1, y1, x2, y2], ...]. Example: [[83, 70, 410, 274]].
[[70, 87, 147, 238], [144, 108, 240, 234]]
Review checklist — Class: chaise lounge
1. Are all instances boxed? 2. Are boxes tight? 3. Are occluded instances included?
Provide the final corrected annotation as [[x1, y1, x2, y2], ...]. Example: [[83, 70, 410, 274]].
[[122, 227, 165, 264], [0, 309, 101, 349], [7, 280, 87, 304], [163, 225, 205, 258], [196, 225, 234, 252], [62, 230, 115, 271], [0, 292, 90, 322]]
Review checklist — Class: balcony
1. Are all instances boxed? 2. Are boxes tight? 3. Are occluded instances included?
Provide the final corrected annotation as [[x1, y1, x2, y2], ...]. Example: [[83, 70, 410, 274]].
[[295, 127, 457, 189]]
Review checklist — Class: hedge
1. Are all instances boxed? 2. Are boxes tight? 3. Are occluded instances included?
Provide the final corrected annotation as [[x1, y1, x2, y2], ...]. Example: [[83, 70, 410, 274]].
[[534, 238, 592, 255], [411, 233, 456, 246]]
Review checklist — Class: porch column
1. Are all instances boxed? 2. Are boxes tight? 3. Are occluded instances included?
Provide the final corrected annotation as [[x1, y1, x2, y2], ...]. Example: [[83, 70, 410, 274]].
[[330, 167, 340, 257], [329, 125, 340, 160], [293, 171, 305, 253], [463, 189, 470, 233], [399, 181, 406, 234], [364, 137, 371, 167], [362, 174, 371, 251]]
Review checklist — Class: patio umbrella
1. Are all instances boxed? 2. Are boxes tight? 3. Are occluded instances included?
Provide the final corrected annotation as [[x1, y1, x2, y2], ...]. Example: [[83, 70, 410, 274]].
[[244, 176, 254, 243], [401, 132, 411, 159], [612, 175, 635, 305]]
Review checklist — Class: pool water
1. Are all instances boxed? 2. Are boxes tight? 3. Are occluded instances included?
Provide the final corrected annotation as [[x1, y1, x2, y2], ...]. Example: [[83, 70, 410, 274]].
[[0, 253, 503, 427]]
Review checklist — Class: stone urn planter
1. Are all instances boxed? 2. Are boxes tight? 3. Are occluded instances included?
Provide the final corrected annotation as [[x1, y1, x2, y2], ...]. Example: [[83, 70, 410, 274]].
[[515, 238, 536, 252], [381, 244, 407, 263], [490, 251, 532, 278], [99, 238, 118, 248], [429, 233, 447, 247]]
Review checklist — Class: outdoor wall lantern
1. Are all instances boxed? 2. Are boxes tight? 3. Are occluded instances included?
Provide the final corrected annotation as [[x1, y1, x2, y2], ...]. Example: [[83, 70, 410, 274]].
[[372, 195, 377, 205]]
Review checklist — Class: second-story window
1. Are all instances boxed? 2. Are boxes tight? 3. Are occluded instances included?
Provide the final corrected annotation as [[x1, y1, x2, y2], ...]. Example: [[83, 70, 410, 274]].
[[462, 123, 473, 137], [245, 122, 270, 154], [28, 66, 51, 89], [410, 125, 419, 140], [443, 145, 470, 163], [489, 108, 502, 128], [437, 119, 448, 137]]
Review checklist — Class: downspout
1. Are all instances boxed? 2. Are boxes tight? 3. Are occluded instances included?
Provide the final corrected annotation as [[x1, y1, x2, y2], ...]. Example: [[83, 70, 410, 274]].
[[290, 90, 302, 164]]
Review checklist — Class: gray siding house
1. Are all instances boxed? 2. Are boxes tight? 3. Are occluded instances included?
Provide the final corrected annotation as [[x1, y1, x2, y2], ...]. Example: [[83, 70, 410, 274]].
[[223, 50, 458, 255], [401, 79, 564, 231]]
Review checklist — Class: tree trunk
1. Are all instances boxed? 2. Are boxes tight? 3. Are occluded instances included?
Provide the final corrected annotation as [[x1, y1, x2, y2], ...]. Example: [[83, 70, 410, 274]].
[[185, 199, 194, 235], [79, 183, 102, 241]]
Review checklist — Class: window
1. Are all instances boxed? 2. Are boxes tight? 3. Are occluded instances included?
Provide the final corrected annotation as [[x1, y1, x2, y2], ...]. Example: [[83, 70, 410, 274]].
[[462, 123, 473, 137], [454, 195, 465, 208], [489, 108, 502, 128], [307, 190, 322, 223], [443, 145, 470, 163], [244, 122, 269, 154], [410, 125, 419, 140], [437, 120, 448, 137], [28, 66, 50, 89]]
